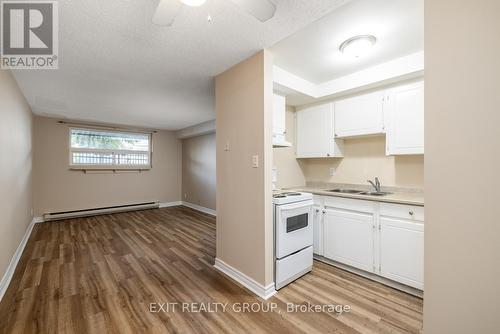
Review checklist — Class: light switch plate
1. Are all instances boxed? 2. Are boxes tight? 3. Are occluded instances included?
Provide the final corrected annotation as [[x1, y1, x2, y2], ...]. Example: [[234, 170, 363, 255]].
[[252, 155, 259, 168], [330, 167, 336, 176]]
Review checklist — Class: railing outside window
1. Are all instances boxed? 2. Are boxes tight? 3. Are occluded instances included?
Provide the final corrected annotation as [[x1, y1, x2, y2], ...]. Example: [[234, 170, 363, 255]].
[[69, 128, 152, 170]]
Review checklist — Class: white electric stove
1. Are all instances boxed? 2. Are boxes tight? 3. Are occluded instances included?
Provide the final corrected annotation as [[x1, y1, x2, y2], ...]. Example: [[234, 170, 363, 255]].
[[273, 192, 314, 290]]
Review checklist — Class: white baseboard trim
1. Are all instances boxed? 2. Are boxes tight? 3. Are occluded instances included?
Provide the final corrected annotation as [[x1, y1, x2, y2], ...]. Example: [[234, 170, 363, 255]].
[[0, 217, 38, 302], [158, 201, 216, 216], [159, 201, 183, 208], [181, 202, 216, 216], [214, 258, 276, 300]]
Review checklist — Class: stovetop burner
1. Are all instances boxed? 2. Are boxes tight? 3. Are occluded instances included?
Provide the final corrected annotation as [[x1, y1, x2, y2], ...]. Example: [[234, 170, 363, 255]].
[[273, 192, 303, 199]]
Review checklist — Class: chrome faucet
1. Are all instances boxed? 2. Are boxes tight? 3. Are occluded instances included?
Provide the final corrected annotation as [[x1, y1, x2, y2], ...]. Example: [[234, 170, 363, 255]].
[[367, 177, 381, 192]]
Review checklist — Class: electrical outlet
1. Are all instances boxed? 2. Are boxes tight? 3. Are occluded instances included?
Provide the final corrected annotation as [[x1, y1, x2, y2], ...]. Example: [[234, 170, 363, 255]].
[[224, 141, 230, 151], [329, 167, 336, 176]]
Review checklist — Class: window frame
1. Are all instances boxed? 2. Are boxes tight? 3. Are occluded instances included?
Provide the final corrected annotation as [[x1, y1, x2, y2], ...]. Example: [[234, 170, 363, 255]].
[[68, 127, 153, 171]]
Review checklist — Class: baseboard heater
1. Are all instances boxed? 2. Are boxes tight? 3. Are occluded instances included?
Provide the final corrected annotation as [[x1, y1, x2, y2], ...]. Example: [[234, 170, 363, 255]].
[[43, 201, 159, 221]]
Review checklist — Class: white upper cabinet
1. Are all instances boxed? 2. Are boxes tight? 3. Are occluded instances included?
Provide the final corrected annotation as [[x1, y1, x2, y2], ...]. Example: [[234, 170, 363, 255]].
[[296, 103, 344, 158], [385, 81, 424, 155], [273, 94, 286, 137], [334, 91, 385, 138], [294, 80, 424, 157], [272, 94, 291, 147]]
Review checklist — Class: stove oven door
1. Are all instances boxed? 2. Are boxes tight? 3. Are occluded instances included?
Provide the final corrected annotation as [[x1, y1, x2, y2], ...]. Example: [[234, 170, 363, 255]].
[[275, 200, 313, 259]]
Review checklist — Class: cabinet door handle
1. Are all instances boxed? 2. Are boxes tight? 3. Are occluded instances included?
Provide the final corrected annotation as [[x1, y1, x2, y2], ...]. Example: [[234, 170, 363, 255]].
[[322, 210, 326, 214], [409, 210, 414, 216], [315, 209, 320, 213]]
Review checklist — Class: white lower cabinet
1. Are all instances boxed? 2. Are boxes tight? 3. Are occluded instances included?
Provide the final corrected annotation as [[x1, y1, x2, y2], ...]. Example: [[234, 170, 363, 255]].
[[315, 196, 424, 290], [379, 217, 424, 289], [323, 209, 375, 273]]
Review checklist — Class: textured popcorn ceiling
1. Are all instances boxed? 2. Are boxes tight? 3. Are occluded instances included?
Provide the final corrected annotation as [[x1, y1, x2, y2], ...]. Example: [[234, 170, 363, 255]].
[[12, 0, 350, 130]]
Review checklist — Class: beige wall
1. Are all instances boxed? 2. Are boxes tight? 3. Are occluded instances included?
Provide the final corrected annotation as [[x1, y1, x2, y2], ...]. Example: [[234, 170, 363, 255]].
[[0, 71, 33, 280], [33, 116, 182, 215], [302, 136, 424, 189], [216, 50, 274, 286], [274, 107, 424, 189], [182, 133, 216, 210], [424, 0, 500, 332]]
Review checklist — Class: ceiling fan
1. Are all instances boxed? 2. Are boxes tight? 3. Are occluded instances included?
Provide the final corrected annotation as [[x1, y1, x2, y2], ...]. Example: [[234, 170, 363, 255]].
[[152, 0, 277, 26]]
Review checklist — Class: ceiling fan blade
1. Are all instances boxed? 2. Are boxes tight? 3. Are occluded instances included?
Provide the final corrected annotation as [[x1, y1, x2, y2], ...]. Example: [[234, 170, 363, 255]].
[[152, 0, 182, 26], [229, 0, 276, 22]]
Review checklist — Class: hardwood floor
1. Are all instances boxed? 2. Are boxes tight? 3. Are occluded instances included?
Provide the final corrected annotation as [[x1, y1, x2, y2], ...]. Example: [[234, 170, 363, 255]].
[[0, 207, 423, 334]]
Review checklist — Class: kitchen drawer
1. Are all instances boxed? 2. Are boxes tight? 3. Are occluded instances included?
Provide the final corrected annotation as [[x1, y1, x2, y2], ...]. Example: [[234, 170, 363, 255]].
[[380, 203, 424, 222], [324, 196, 376, 214], [276, 246, 313, 290]]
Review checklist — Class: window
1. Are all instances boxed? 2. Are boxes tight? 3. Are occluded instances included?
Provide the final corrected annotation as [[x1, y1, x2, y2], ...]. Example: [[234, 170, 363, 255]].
[[69, 128, 152, 169]]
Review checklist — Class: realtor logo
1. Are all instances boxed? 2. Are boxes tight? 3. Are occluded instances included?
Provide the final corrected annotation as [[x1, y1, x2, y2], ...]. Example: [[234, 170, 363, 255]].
[[1, 0, 58, 69]]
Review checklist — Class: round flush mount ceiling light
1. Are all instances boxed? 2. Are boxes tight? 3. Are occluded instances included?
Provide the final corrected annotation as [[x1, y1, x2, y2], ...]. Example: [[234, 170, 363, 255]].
[[181, 0, 206, 6], [339, 35, 377, 58]]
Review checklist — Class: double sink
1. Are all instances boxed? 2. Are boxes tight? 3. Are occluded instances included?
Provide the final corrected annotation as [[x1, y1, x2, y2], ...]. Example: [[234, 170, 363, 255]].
[[327, 189, 392, 197]]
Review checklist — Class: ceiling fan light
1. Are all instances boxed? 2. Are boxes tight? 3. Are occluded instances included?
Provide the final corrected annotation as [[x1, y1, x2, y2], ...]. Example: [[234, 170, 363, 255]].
[[181, 0, 206, 7], [339, 35, 377, 58]]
